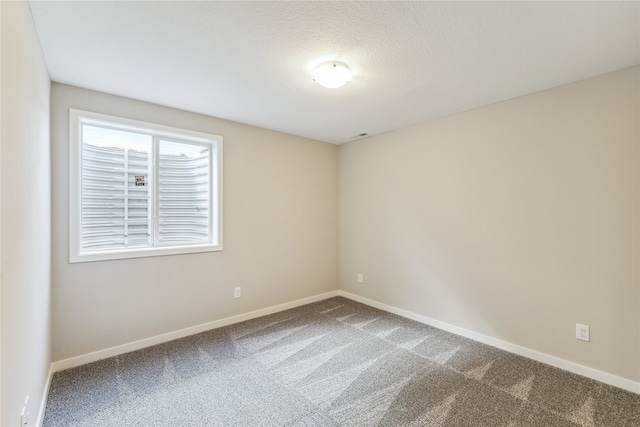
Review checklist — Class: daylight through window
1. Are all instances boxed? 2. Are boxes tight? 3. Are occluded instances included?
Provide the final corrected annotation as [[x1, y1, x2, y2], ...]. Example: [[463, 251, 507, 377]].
[[70, 109, 223, 262]]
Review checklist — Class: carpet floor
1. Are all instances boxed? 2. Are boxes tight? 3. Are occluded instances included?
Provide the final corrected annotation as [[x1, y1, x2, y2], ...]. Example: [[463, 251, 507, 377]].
[[43, 296, 639, 426]]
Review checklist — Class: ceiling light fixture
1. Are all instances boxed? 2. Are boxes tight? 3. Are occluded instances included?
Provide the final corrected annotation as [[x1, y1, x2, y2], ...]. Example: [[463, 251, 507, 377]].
[[312, 61, 351, 89]]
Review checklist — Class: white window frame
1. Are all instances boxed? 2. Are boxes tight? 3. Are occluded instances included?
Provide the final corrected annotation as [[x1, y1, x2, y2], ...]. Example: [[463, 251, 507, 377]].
[[69, 109, 223, 263]]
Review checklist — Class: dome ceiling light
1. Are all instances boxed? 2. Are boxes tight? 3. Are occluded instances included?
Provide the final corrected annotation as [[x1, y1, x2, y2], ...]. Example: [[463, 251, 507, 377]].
[[312, 61, 351, 89]]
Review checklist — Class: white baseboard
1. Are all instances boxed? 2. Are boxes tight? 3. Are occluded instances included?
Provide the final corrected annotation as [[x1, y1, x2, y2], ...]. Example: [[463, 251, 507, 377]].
[[339, 290, 640, 395], [50, 290, 339, 374], [36, 365, 53, 427]]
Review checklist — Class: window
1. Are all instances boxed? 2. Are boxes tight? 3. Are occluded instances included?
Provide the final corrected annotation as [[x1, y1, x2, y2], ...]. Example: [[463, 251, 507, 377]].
[[70, 109, 222, 263]]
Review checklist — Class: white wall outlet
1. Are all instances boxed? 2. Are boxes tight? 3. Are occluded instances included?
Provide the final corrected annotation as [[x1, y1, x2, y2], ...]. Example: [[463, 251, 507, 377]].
[[576, 323, 590, 342], [234, 287, 241, 299], [357, 273, 363, 283], [20, 395, 29, 426]]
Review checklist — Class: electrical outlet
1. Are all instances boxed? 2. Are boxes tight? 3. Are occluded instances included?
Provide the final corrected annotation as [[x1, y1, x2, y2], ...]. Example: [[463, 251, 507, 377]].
[[234, 287, 241, 299], [357, 274, 363, 283], [576, 324, 590, 342], [20, 395, 29, 426]]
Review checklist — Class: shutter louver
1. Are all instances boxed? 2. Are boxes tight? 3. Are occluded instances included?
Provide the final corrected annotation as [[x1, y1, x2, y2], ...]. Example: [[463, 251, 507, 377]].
[[158, 140, 210, 244]]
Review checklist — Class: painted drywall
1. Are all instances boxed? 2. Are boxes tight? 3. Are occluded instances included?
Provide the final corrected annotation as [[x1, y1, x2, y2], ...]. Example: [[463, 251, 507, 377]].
[[339, 67, 640, 383], [51, 84, 338, 361], [1, 2, 52, 426]]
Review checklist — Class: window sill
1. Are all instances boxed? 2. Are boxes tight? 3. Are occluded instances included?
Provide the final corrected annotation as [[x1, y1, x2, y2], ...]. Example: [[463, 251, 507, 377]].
[[69, 243, 223, 263]]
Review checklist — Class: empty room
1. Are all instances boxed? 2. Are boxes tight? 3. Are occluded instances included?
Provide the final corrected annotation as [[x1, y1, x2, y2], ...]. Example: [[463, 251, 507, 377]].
[[1, 1, 639, 426]]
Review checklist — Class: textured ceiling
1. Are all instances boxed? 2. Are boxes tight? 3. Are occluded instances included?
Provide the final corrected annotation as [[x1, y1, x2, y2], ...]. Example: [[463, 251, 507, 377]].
[[29, 1, 639, 144]]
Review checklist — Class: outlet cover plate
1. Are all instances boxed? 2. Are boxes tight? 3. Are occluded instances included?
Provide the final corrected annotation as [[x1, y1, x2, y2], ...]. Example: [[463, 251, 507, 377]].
[[576, 323, 590, 342]]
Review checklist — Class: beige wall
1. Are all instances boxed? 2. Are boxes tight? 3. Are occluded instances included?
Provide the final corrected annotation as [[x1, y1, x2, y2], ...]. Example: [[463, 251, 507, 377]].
[[51, 84, 338, 361], [1, 2, 52, 426], [339, 67, 640, 382]]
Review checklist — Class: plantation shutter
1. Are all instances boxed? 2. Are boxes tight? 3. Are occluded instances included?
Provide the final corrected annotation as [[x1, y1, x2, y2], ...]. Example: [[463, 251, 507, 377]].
[[157, 140, 210, 244], [81, 124, 152, 252]]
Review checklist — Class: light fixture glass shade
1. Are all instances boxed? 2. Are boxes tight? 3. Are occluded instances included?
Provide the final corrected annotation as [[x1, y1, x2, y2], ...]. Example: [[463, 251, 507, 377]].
[[312, 62, 351, 88]]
